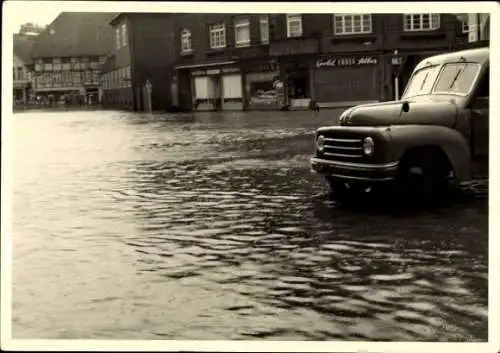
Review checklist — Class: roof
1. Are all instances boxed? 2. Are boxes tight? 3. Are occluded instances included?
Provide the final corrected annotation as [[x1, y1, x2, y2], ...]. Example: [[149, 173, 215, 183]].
[[415, 47, 490, 71], [13, 34, 36, 65], [31, 12, 117, 58]]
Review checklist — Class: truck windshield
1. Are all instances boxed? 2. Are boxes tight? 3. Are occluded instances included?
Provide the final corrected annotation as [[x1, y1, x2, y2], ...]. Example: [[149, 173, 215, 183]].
[[402, 65, 441, 99], [432, 62, 481, 95]]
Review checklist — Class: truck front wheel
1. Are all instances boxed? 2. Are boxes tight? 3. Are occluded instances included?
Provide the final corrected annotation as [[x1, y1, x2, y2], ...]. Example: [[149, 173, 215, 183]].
[[395, 152, 450, 205]]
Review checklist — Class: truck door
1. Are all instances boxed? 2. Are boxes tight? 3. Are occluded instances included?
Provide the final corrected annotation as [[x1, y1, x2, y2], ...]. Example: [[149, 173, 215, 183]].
[[470, 67, 489, 177]]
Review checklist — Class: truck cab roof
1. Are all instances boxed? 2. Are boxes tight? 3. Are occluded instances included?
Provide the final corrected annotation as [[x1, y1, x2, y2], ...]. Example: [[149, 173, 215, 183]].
[[414, 47, 490, 71]]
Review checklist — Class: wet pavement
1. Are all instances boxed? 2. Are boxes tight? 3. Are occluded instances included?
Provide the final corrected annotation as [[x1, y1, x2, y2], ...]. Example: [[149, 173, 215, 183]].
[[12, 110, 488, 341]]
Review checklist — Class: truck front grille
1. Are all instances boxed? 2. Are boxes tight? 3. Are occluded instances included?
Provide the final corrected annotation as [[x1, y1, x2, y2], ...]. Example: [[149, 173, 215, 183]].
[[322, 137, 364, 159]]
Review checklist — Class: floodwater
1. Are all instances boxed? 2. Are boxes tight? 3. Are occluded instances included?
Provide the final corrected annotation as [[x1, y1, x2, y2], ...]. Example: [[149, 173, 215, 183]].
[[11, 110, 488, 341]]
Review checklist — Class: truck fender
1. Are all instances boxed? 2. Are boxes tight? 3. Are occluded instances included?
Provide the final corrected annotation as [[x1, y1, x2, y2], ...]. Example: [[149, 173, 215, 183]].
[[388, 125, 472, 182]]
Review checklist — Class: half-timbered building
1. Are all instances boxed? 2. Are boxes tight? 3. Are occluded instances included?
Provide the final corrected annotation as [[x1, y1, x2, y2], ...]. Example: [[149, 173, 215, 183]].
[[30, 12, 115, 105]]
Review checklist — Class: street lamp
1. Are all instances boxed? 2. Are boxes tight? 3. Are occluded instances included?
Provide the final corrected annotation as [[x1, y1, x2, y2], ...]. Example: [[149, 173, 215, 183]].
[[394, 49, 399, 101]]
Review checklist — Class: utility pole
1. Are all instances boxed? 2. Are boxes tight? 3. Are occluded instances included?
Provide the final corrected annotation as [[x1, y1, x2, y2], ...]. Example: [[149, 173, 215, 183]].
[[145, 79, 152, 114]]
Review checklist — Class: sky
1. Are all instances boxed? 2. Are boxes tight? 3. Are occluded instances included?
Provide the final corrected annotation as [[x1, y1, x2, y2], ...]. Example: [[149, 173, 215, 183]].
[[6, 2, 62, 33]]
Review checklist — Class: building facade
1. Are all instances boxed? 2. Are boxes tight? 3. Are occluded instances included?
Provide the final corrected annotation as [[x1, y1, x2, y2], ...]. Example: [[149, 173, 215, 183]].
[[30, 12, 115, 106], [101, 13, 177, 112], [13, 33, 36, 105], [99, 12, 473, 112], [172, 13, 469, 111], [173, 13, 281, 112]]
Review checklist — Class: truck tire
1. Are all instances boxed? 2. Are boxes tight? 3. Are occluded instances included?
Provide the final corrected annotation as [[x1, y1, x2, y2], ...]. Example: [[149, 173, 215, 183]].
[[396, 152, 449, 205]]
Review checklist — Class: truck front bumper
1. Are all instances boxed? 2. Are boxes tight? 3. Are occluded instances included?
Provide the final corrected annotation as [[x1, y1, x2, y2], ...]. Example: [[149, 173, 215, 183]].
[[310, 157, 399, 182]]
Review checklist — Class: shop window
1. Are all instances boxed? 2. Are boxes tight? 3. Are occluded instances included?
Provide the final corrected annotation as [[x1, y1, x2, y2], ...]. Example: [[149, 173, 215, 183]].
[[181, 29, 192, 53], [222, 74, 242, 98], [334, 14, 372, 35], [234, 18, 250, 47], [260, 15, 269, 44], [287, 14, 302, 38], [121, 23, 128, 47], [403, 14, 440, 32], [116, 28, 121, 50], [209, 21, 226, 49]]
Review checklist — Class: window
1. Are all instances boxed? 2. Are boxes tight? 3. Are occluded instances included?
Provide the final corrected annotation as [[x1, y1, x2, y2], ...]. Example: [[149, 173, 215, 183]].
[[121, 23, 127, 47], [209, 22, 226, 49], [53, 58, 62, 71], [403, 14, 440, 31], [462, 18, 469, 33], [181, 29, 192, 53], [334, 14, 372, 35], [260, 15, 269, 44], [433, 63, 481, 95], [234, 18, 250, 47], [116, 28, 121, 49], [44, 63, 53, 71], [71, 57, 80, 70], [18, 67, 24, 80], [287, 14, 302, 37], [62, 58, 71, 70], [81, 57, 89, 70], [90, 59, 99, 70], [402, 66, 441, 98]]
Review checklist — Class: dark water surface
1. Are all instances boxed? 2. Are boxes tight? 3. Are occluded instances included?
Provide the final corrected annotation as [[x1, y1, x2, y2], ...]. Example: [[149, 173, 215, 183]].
[[12, 110, 488, 341]]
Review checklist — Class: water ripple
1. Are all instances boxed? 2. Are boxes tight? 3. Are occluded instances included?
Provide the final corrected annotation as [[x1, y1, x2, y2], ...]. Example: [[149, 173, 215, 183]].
[[12, 110, 488, 341]]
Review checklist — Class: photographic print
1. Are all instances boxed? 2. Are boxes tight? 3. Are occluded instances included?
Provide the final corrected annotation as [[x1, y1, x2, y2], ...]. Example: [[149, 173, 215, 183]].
[[2, 1, 498, 352]]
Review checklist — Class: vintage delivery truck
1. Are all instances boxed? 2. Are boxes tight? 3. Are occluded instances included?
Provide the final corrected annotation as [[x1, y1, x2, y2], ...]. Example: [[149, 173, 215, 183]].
[[310, 47, 489, 204]]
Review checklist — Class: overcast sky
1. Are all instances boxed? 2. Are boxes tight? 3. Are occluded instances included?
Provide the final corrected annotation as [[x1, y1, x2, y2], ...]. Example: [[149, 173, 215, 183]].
[[4, 1, 492, 35]]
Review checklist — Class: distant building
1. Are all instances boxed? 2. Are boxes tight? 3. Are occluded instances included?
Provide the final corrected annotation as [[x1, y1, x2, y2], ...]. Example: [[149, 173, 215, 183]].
[[101, 13, 177, 112], [467, 13, 490, 42], [13, 34, 36, 105], [30, 12, 115, 105], [19, 22, 46, 36]]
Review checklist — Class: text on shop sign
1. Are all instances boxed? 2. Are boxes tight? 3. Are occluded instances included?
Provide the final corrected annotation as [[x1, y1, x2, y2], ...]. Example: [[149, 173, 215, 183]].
[[316, 56, 378, 68], [191, 67, 240, 76]]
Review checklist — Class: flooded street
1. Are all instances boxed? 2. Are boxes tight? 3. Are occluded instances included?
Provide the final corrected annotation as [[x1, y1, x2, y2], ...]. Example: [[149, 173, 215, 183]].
[[11, 110, 488, 341]]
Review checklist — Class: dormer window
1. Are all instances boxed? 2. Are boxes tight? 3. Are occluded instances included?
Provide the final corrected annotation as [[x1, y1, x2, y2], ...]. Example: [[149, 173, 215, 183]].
[[181, 29, 192, 53]]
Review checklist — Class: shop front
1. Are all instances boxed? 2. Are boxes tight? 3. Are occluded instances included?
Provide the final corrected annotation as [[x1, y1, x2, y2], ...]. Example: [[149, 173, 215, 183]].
[[243, 61, 282, 111], [189, 63, 244, 112], [313, 54, 382, 108]]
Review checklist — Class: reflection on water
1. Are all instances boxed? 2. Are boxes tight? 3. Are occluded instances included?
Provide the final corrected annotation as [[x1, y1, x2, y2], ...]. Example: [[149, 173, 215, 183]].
[[12, 110, 488, 341]]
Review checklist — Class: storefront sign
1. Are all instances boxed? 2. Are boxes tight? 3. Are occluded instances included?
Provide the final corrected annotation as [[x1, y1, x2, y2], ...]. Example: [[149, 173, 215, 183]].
[[392, 56, 403, 66], [316, 56, 378, 68], [192, 67, 240, 77], [222, 67, 240, 74], [246, 61, 278, 73]]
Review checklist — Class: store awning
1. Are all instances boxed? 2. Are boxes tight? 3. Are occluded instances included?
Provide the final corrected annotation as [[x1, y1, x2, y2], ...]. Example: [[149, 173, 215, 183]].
[[175, 60, 237, 70]]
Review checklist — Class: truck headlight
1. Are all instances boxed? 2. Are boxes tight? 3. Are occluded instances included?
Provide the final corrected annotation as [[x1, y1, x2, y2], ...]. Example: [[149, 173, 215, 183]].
[[317, 135, 325, 152], [363, 137, 375, 156]]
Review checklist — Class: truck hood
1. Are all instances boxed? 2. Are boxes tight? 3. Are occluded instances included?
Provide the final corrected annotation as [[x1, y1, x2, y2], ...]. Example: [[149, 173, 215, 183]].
[[340, 98, 458, 128]]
